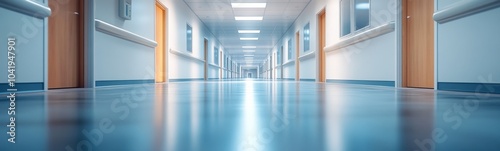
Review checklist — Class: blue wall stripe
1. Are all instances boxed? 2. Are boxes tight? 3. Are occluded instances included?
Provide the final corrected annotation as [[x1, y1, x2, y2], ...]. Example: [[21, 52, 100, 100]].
[[96, 79, 154, 87], [0, 82, 44, 93], [438, 82, 500, 94], [327, 79, 395, 87], [300, 79, 315, 82], [283, 78, 295, 81], [169, 78, 204, 82]]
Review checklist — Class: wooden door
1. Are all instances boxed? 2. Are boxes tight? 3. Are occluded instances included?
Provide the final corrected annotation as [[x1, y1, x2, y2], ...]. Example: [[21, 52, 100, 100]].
[[318, 10, 326, 82], [155, 3, 166, 83], [295, 31, 300, 81], [403, 0, 434, 88], [48, 0, 83, 89]]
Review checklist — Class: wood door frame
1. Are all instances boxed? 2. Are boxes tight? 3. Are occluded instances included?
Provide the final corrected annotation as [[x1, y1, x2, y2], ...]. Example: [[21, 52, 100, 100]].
[[203, 38, 208, 81], [48, 0, 85, 89], [155, 2, 167, 83], [401, 0, 435, 89], [317, 9, 326, 82], [295, 31, 300, 81]]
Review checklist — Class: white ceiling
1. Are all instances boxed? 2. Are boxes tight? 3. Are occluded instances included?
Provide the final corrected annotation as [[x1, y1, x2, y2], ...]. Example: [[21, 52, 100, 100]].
[[183, 0, 311, 66]]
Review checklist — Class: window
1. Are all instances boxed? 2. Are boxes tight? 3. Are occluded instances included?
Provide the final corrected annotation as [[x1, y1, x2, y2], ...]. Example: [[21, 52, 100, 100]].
[[214, 47, 219, 65], [340, 0, 370, 37], [287, 39, 292, 60], [278, 46, 283, 65], [303, 23, 310, 52], [186, 24, 193, 52]]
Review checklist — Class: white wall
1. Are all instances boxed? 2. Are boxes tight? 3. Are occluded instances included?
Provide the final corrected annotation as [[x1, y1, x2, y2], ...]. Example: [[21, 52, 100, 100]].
[[436, 1, 500, 84], [0, 3, 46, 90], [159, 0, 224, 81], [326, 0, 397, 82], [94, 0, 156, 81]]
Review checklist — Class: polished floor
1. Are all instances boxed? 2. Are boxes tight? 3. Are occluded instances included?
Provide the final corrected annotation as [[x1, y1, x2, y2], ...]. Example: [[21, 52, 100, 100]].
[[1, 79, 500, 151]]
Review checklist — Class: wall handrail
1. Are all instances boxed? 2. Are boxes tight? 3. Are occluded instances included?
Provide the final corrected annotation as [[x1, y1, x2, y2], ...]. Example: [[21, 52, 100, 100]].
[[0, 0, 51, 18], [298, 51, 315, 61], [434, 0, 500, 24], [209, 63, 219, 68], [324, 22, 395, 52], [282, 59, 295, 66], [95, 19, 157, 48], [169, 49, 206, 63]]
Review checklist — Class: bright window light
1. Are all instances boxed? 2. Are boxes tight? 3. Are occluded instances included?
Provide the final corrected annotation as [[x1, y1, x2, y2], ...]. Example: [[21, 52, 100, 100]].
[[238, 30, 260, 34], [242, 46, 257, 49], [240, 38, 259, 41], [356, 3, 370, 9], [232, 3, 267, 8], [235, 16, 263, 21]]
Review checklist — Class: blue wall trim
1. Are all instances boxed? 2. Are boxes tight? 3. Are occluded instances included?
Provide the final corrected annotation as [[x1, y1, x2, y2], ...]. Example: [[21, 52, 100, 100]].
[[283, 78, 295, 81], [327, 79, 395, 87], [96, 79, 154, 87], [438, 82, 500, 94], [0, 82, 44, 93], [169, 78, 204, 82], [300, 79, 315, 82]]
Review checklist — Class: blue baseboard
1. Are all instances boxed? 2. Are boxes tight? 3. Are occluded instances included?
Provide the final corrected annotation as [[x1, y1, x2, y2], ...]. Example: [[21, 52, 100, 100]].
[[326, 79, 395, 87], [438, 82, 500, 94], [96, 79, 154, 87], [283, 78, 295, 81], [300, 79, 315, 82], [0, 82, 44, 93], [169, 78, 204, 82]]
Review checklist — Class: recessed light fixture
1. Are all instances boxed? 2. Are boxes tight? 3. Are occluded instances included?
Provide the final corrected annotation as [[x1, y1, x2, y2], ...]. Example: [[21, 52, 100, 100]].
[[238, 30, 261, 34], [235, 16, 263, 21], [231, 3, 267, 8], [242, 46, 257, 49], [244, 55, 254, 57], [240, 38, 259, 41], [243, 50, 256, 52]]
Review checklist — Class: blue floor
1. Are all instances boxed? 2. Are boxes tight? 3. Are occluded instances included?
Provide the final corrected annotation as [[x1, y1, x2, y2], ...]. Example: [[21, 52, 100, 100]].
[[1, 79, 500, 151]]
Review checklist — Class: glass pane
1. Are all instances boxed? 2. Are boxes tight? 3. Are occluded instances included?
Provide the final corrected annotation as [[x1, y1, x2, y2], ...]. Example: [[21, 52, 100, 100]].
[[288, 39, 292, 60], [340, 0, 351, 36], [355, 0, 370, 30], [186, 24, 192, 52], [303, 23, 310, 52], [214, 47, 219, 65]]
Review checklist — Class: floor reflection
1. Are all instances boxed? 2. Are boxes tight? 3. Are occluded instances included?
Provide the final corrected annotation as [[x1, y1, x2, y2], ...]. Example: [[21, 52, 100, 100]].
[[1, 80, 500, 151]]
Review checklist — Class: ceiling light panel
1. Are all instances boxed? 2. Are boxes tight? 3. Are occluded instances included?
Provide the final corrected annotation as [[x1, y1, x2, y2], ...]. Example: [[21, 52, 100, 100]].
[[242, 46, 257, 49], [231, 3, 267, 8], [235, 16, 263, 20], [238, 30, 261, 34], [240, 38, 259, 41]]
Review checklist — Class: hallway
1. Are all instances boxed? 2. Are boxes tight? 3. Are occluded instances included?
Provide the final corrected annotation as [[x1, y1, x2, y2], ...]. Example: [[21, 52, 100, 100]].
[[1, 80, 500, 150]]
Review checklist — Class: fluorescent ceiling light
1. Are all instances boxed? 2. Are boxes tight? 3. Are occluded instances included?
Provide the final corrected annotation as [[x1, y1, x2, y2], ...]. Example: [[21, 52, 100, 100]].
[[238, 30, 260, 34], [243, 50, 256, 52], [235, 16, 263, 21], [231, 3, 267, 8], [240, 38, 259, 41], [244, 55, 254, 57], [242, 46, 257, 49], [356, 3, 370, 9]]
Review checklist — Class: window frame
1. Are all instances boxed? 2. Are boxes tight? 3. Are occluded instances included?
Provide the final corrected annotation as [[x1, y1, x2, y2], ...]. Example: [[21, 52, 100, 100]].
[[340, 0, 372, 37], [303, 23, 310, 52], [214, 47, 219, 65], [287, 39, 292, 60]]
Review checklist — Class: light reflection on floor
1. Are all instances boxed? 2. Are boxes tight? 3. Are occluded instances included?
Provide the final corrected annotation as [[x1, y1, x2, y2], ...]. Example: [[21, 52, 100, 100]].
[[0, 79, 499, 151]]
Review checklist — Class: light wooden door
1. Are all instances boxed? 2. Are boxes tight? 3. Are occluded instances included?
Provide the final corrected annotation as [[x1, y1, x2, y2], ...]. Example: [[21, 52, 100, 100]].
[[403, 0, 434, 88], [318, 10, 326, 82], [295, 32, 300, 81], [48, 0, 83, 89], [155, 3, 166, 83]]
